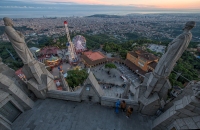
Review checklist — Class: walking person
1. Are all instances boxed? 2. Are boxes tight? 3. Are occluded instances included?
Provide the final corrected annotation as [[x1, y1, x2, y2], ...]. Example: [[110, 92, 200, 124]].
[[115, 99, 120, 114], [126, 106, 133, 118], [120, 100, 126, 112]]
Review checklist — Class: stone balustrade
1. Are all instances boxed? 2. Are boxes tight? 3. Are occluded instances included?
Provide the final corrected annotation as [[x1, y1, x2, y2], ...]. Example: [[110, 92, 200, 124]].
[[47, 90, 81, 102], [47, 90, 139, 111]]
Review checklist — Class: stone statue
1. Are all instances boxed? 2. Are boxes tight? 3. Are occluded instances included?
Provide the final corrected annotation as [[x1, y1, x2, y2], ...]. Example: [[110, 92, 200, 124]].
[[3, 17, 34, 64], [144, 21, 196, 98], [153, 21, 196, 77]]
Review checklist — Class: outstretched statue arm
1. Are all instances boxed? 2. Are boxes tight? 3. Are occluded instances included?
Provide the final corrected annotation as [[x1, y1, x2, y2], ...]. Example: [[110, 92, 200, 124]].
[[5, 26, 25, 43], [166, 34, 186, 51], [16, 30, 25, 38], [167, 41, 173, 50]]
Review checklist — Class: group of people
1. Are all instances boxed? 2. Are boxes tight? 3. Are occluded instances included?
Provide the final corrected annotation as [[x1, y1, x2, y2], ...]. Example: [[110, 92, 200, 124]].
[[115, 100, 133, 118], [58, 65, 63, 72]]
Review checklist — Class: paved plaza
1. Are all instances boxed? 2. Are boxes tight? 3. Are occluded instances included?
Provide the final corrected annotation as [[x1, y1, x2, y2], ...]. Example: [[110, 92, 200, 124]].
[[91, 65, 125, 86], [99, 84, 134, 100], [91, 64, 140, 99], [12, 99, 153, 130], [100, 84, 124, 97], [115, 63, 140, 87], [51, 63, 71, 77]]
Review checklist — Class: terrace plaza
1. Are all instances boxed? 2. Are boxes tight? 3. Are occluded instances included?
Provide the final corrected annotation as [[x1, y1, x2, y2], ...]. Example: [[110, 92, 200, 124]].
[[12, 99, 152, 130]]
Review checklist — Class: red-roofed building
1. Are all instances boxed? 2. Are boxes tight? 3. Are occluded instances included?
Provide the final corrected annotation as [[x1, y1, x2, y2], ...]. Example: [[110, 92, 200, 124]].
[[81, 51, 108, 67]]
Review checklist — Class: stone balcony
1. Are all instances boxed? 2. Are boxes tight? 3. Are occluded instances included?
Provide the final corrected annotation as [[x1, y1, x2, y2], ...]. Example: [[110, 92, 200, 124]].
[[12, 99, 153, 130]]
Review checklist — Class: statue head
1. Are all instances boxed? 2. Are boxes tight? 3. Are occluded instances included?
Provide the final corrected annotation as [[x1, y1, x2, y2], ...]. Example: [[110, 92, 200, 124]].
[[183, 21, 195, 30], [3, 17, 14, 26]]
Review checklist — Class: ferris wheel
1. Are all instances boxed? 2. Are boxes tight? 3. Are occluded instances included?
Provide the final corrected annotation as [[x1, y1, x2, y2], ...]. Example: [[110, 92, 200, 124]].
[[72, 35, 86, 52]]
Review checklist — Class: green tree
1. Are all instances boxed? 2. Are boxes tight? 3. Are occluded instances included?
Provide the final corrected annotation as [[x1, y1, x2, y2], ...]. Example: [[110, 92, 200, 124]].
[[66, 69, 88, 88], [105, 63, 117, 74]]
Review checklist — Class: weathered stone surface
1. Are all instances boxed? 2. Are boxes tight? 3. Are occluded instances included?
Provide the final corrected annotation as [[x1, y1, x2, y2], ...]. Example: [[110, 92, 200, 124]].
[[12, 99, 152, 130], [176, 119, 186, 127], [177, 108, 199, 116], [0, 74, 34, 110], [183, 117, 197, 129], [27, 79, 46, 99], [192, 116, 200, 123], [47, 90, 81, 102], [196, 122, 200, 128], [180, 125, 189, 129], [0, 116, 12, 130], [192, 107, 200, 114], [140, 93, 160, 115], [152, 80, 200, 130], [22, 60, 56, 98]]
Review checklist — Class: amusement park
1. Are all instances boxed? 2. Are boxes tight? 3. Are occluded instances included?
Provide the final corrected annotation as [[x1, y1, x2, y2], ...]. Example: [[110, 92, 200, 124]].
[[15, 20, 142, 96]]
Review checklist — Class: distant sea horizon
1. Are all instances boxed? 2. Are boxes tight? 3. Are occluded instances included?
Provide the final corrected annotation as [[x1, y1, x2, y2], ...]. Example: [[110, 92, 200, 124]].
[[1, 5, 200, 18]]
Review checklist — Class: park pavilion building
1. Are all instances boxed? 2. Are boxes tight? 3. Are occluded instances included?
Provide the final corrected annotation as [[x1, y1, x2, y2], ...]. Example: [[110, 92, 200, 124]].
[[125, 49, 158, 76], [81, 51, 108, 68]]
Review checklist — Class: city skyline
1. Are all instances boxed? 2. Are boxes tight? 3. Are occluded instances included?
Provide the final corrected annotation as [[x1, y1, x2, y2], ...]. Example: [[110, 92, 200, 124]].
[[2, 0, 200, 9]]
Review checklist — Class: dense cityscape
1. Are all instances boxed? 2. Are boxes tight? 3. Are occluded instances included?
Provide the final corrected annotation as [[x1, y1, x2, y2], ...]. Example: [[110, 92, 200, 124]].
[[1, 14, 200, 43]]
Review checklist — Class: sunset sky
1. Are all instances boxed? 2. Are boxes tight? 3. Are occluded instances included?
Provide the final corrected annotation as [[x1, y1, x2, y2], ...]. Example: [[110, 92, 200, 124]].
[[26, 0, 200, 9]]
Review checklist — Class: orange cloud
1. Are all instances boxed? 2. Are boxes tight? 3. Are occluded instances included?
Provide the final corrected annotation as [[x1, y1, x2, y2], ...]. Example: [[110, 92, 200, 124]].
[[156, 1, 200, 9], [43, 0, 200, 9]]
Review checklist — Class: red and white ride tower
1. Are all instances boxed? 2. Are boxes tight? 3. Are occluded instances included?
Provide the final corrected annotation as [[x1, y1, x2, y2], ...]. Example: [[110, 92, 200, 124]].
[[64, 21, 78, 65]]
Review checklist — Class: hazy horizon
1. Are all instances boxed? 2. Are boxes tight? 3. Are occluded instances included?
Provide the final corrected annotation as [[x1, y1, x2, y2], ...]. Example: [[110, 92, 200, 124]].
[[1, 0, 200, 9], [1, 0, 200, 18]]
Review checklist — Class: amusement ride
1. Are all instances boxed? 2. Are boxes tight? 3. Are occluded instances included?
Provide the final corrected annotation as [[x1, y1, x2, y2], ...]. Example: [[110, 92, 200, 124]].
[[64, 21, 78, 65], [72, 35, 87, 53]]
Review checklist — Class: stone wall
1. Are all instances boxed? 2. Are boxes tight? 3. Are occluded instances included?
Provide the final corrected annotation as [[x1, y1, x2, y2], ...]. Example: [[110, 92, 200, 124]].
[[101, 96, 139, 111], [47, 90, 81, 102], [81, 86, 100, 102], [47, 90, 139, 111]]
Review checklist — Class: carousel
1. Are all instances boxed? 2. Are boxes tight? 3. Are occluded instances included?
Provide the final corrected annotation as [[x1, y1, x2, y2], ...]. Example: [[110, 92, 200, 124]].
[[45, 55, 61, 68]]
